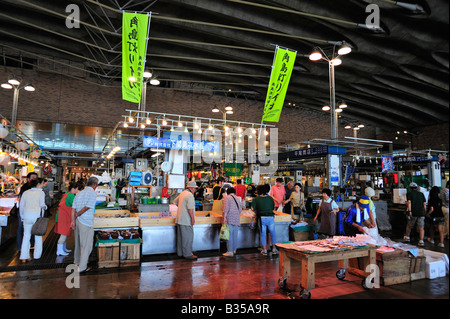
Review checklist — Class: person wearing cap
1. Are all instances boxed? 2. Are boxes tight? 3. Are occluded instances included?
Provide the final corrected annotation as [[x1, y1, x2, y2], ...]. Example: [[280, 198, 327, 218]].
[[174, 181, 198, 260], [344, 197, 375, 236], [364, 188, 379, 237], [404, 182, 427, 246]]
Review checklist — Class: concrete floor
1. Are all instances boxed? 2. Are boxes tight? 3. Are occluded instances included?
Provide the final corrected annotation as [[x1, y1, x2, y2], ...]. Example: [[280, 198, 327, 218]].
[[0, 208, 449, 303]]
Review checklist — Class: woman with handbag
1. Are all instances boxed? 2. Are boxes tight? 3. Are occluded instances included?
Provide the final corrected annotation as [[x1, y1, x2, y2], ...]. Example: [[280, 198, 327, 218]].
[[284, 183, 305, 221], [222, 187, 242, 257], [54, 182, 83, 256], [19, 178, 47, 263]]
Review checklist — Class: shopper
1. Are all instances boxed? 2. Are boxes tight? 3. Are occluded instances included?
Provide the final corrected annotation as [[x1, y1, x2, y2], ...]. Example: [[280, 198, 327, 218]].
[[427, 186, 445, 247], [235, 179, 247, 201], [54, 182, 82, 256], [213, 177, 225, 200], [71, 176, 98, 273], [42, 179, 52, 217], [270, 178, 286, 212], [285, 183, 305, 220], [247, 182, 257, 197], [222, 187, 242, 257], [17, 172, 38, 252], [440, 180, 449, 240], [344, 198, 374, 237], [314, 188, 339, 237], [19, 178, 47, 263], [404, 182, 427, 246], [174, 181, 198, 260], [283, 180, 294, 215], [252, 184, 278, 256]]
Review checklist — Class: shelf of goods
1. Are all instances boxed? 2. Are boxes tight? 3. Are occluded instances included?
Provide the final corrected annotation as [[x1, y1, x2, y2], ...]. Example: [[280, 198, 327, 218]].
[[93, 210, 141, 268], [138, 210, 291, 255], [0, 197, 19, 247]]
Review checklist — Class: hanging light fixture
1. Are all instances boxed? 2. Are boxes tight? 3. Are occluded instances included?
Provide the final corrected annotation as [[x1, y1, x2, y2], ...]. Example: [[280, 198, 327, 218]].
[[337, 42, 352, 56], [8, 77, 20, 86], [24, 83, 35, 92], [322, 105, 331, 111], [150, 78, 160, 86], [309, 48, 323, 61], [338, 101, 348, 109]]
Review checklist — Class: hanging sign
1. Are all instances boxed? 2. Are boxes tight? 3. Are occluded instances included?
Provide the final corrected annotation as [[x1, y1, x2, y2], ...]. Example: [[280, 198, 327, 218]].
[[224, 163, 243, 177], [382, 156, 394, 172], [122, 12, 150, 103], [262, 46, 297, 123], [143, 136, 219, 152]]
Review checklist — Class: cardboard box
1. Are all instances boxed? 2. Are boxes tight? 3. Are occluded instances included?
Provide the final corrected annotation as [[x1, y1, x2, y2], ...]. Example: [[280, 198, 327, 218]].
[[426, 258, 446, 279]]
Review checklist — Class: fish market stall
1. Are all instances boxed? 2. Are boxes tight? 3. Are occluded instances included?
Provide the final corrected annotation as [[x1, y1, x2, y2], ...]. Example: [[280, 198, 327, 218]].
[[138, 209, 292, 255]]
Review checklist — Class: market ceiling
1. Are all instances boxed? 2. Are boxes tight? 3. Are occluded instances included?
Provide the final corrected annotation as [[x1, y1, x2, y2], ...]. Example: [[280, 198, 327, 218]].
[[0, 0, 448, 134]]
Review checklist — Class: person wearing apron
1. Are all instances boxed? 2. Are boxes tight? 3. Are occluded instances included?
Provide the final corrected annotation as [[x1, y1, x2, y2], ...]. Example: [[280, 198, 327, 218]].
[[314, 188, 339, 237]]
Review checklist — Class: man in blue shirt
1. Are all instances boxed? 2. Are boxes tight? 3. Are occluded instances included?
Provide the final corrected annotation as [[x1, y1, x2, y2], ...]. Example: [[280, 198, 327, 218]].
[[344, 196, 375, 236]]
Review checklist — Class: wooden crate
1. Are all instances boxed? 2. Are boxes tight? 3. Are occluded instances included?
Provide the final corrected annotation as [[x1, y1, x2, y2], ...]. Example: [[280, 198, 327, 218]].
[[348, 248, 426, 286], [94, 210, 139, 228], [119, 243, 141, 267], [97, 242, 120, 268]]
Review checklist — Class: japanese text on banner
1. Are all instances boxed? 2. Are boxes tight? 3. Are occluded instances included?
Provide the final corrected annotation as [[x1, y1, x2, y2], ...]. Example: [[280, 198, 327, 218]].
[[122, 12, 149, 103], [262, 47, 297, 123]]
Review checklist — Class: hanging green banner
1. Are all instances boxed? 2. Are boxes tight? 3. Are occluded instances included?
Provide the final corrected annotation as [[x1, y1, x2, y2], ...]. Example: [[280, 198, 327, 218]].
[[122, 12, 150, 104], [224, 163, 243, 177], [262, 47, 297, 123]]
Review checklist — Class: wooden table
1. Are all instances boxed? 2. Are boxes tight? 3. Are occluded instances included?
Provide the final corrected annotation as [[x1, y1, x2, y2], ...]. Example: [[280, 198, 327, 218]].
[[276, 241, 377, 299]]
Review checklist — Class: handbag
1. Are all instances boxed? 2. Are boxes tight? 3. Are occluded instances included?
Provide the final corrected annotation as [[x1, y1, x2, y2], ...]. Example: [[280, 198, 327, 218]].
[[31, 209, 49, 236], [219, 223, 230, 241]]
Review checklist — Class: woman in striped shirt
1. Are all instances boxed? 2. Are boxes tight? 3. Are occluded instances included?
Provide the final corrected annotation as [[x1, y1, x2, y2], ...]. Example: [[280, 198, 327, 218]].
[[222, 187, 242, 257]]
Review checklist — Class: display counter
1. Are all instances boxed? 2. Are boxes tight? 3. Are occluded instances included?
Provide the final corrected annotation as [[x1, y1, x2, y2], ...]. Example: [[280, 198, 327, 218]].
[[138, 210, 292, 255]]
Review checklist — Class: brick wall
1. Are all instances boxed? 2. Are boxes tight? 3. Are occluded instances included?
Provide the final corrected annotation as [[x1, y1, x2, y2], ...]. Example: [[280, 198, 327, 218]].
[[0, 67, 392, 146], [376, 122, 449, 152]]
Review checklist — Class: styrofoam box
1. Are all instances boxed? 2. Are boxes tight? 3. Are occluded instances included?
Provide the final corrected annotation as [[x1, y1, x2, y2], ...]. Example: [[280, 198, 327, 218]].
[[426, 258, 446, 279]]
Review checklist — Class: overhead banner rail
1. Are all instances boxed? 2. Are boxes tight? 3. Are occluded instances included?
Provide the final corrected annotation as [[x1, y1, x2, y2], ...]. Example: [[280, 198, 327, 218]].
[[262, 46, 297, 123], [122, 12, 151, 103]]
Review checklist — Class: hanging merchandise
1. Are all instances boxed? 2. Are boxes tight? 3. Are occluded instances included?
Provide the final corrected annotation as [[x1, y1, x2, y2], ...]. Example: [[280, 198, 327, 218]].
[[15, 140, 29, 151], [0, 124, 9, 139]]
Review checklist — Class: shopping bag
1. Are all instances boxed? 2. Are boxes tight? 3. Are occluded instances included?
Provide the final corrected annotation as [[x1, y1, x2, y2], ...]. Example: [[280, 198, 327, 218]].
[[277, 205, 284, 212], [31, 210, 49, 236], [219, 224, 230, 241]]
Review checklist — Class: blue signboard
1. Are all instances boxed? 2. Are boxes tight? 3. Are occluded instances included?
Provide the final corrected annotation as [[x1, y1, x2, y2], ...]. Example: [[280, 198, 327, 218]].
[[394, 155, 438, 163], [143, 136, 219, 152], [279, 146, 346, 160]]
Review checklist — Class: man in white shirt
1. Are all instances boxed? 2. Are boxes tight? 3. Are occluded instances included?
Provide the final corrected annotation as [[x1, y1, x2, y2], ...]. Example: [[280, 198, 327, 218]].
[[174, 181, 197, 260], [71, 177, 98, 273]]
